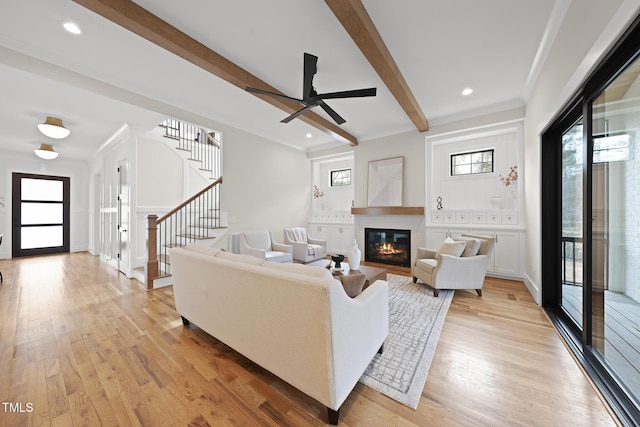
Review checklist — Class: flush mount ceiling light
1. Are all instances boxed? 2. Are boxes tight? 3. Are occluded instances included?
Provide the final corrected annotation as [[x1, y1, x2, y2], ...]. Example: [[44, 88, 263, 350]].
[[37, 116, 70, 139], [462, 88, 474, 96], [34, 144, 59, 160], [63, 22, 82, 35]]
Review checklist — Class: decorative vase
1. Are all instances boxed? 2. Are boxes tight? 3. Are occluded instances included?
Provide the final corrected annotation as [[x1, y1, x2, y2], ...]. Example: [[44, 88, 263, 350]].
[[501, 186, 516, 209], [331, 254, 345, 270], [348, 240, 361, 271]]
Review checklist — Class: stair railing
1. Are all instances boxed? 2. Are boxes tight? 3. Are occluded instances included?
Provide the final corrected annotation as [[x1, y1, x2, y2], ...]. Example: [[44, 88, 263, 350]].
[[161, 119, 222, 180], [146, 177, 223, 288]]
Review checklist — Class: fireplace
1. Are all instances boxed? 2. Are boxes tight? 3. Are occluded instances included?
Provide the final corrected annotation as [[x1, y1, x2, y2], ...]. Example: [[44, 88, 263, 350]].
[[365, 228, 411, 267]]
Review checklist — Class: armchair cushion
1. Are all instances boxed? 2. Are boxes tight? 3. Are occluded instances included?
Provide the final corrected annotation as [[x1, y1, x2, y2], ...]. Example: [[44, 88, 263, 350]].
[[436, 238, 465, 259], [239, 231, 293, 263], [415, 258, 437, 275]]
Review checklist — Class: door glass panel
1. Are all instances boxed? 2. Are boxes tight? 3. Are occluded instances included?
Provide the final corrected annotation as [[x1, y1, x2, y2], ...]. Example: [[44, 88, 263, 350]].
[[21, 203, 63, 225], [21, 178, 63, 201], [590, 55, 640, 400], [561, 120, 584, 327], [21, 226, 63, 249]]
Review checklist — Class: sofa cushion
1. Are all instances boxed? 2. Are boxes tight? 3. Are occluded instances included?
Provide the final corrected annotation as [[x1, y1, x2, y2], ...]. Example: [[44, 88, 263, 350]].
[[216, 250, 265, 265], [264, 251, 292, 263], [454, 237, 481, 257], [262, 261, 332, 279], [436, 238, 465, 259], [415, 258, 437, 274]]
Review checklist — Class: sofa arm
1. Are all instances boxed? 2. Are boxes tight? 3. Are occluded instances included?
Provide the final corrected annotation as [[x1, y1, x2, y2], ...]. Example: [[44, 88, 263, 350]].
[[330, 280, 389, 408], [307, 237, 327, 248], [416, 247, 437, 261], [435, 254, 490, 287], [291, 241, 310, 260], [272, 241, 293, 254]]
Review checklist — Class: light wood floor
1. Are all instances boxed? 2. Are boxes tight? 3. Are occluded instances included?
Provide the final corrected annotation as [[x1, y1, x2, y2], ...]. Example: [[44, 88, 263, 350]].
[[0, 253, 619, 426]]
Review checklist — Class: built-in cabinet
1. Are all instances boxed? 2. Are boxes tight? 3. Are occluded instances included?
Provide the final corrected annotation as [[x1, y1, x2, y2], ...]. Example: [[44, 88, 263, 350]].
[[428, 226, 524, 279], [310, 153, 355, 255], [309, 211, 354, 255]]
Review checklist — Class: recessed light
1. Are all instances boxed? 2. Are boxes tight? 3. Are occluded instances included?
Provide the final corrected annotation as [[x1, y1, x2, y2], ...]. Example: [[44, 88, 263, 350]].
[[63, 22, 82, 35], [462, 88, 474, 96], [306, 133, 312, 139]]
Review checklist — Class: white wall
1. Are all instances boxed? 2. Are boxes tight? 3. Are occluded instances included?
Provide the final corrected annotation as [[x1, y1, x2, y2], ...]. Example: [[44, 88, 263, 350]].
[[523, 0, 640, 303], [218, 126, 311, 247], [0, 150, 90, 259], [312, 154, 354, 212], [427, 121, 522, 212]]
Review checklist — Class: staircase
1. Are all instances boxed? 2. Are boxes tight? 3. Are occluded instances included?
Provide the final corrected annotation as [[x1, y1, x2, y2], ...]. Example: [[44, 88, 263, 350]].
[[145, 119, 226, 289], [158, 118, 222, 181]]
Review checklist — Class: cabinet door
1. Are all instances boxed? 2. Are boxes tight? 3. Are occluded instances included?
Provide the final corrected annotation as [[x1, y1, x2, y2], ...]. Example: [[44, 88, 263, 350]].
[[493, 231, 519, 276], [329, 225, 353, 254], [311, 224, 330, 243], [340, 226, 354, 253]]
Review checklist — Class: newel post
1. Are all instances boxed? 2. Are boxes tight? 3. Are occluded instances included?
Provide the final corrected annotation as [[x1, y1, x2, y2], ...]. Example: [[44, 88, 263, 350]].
[[146, 214, 159, 290]]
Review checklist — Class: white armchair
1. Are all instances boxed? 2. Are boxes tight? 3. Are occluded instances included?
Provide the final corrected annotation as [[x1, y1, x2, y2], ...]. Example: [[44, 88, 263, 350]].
[[239, 231, 293, 263], [412, 233, 495, 297], [283, 227, 327, 263]]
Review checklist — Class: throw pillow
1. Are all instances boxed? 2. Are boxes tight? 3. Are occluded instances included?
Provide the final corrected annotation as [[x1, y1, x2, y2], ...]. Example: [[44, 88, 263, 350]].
[[340, 273, 367, 298], [455, 237, 481, 257], [436, 238, 466, 259]]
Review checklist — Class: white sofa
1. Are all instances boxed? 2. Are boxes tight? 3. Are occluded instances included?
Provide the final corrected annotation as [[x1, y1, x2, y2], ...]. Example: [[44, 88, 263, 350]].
[[169, 244, 389, 424]]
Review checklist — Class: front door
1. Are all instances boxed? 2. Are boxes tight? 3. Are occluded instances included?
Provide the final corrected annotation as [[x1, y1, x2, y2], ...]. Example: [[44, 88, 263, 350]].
[[11, 173, 70, 257]]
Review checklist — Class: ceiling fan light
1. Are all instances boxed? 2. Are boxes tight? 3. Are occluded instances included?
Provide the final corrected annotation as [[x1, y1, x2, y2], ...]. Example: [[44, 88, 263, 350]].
[[37, 116, 70, 139], [34, 143, 59, 160]]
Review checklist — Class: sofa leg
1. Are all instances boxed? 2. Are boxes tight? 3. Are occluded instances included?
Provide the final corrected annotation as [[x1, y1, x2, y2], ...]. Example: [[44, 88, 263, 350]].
[[328, 407, 339, 425], [181, 316, 190, 326], [413, 276, 417, 283], [378, 343, 384, 354], [433, 289, 439, 297], [476, 289, 482, 297]]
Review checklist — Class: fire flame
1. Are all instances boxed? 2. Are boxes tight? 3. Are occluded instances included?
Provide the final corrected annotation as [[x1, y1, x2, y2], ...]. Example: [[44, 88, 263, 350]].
[[378, 243, 403, 255]]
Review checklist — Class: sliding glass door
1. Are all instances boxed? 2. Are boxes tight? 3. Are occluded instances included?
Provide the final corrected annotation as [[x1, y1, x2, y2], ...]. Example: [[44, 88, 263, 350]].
[[561, 119, 584, 328], [12, 173, 70, 257], [589, 58, 640, 400], [542, 15, 640, 424]]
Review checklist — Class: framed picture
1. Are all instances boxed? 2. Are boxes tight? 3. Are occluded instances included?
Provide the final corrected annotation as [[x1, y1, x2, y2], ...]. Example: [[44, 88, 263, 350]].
[[367, 156, 404, 207]]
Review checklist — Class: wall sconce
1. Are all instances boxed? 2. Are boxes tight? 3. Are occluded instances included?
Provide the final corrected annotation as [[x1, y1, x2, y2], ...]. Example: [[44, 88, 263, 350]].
[[37, 116, 70, 139], [34, 143, 59, 160]]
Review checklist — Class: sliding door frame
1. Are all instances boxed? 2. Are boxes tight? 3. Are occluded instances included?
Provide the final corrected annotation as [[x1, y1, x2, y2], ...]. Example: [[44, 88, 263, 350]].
[[541, 12, 640, 425]]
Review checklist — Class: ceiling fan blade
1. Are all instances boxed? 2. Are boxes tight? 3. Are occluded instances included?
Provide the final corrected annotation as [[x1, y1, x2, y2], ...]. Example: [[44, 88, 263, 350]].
[[314, 87, 377, 100], [281, 105, 315, 123], [246, 86, 303, 103], [318, 101, 346, 125], [303, 53, 318, 103]]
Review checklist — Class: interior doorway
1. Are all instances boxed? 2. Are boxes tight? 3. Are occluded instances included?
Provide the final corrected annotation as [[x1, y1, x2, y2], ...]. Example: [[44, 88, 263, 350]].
[[11, 173, 70, 257]]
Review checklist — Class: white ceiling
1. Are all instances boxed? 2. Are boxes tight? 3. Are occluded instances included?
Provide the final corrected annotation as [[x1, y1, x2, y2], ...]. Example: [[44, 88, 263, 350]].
[[0, 0, 560, 160]]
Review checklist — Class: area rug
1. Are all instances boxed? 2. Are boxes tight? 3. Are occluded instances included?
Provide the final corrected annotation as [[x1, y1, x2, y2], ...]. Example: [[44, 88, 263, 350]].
[[359, 274, 453, 409]]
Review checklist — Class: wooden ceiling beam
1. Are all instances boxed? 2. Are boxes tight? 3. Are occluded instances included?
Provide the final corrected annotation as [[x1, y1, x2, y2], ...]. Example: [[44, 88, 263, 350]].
[[72, 0, 358, 146], [325, 0, 429, 132]]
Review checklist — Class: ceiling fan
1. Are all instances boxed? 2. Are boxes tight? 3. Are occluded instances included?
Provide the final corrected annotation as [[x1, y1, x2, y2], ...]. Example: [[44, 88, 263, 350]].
[[246, 53, 376, 125]]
